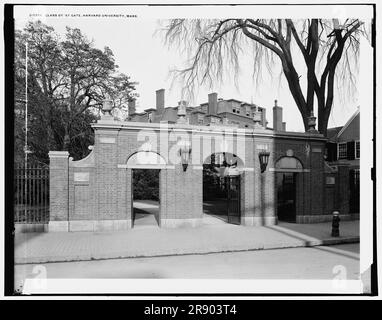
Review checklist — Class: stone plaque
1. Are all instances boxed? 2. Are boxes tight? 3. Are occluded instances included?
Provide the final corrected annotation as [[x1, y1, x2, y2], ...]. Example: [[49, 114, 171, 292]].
[[74, 172, 89, 182], [326, 176, 335, 185], [99, 137, 116, 144]]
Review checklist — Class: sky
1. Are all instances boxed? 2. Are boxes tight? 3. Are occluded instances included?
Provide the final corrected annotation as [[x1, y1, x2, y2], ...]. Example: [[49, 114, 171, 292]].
[[14, 4, 369, 132]]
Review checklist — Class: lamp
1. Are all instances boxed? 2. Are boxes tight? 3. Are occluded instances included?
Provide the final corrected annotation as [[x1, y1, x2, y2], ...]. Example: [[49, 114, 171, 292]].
[[178, 140, 192, 172], [258, 151, 270, 173]]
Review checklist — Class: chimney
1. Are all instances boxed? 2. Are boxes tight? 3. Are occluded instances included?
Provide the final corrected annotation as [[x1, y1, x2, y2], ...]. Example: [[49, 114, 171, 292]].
[[128, 99, 136, 116], [178, 100, 188, 108], [282, 122, 286, 131], [273, 99, 283, 131], [261, 108, 267, 127], [156, 89, 165, 114], [208, 92, 218, 115]]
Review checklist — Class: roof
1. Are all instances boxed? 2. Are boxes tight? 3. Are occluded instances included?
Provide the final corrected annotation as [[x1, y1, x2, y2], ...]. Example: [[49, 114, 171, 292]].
[[326, 108, 360, 141], [326, 126, 343, 141], [336, 108, 360, 139], [144, 108, 157, 112]]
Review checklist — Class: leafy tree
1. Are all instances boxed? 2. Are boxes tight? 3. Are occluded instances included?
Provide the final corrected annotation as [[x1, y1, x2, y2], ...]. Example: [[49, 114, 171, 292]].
[[14, 21, 137, 165], [162, 19, 368, 135], [133, 169, 160, 201]]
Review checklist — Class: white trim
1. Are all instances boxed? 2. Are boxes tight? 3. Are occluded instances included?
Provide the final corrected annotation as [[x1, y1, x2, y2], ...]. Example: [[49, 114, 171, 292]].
[[269, 168, 310, 173], [92, 121, 326, 141], [117, 164, 174, 169], [355, 140, 360, 159]]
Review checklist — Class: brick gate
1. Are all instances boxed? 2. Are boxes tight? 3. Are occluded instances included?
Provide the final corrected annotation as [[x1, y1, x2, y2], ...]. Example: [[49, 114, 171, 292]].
[[48, 101, 335, 232]]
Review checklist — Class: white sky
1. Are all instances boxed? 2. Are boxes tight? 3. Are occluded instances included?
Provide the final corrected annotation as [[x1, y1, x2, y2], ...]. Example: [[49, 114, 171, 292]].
[[14, 4, 371, 132]]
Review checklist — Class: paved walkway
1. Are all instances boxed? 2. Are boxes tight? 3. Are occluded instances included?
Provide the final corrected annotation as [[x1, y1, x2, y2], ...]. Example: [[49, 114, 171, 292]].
[[15, 219, 359, 264]]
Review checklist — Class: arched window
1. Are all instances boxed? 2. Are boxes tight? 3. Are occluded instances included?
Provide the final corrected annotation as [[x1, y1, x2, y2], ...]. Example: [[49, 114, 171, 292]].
[[126, 151, 166, 168], [275, 157, 303, 170]]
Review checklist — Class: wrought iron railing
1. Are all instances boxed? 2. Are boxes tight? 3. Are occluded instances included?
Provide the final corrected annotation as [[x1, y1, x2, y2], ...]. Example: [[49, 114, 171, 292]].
[[14, 166, 49, 224]]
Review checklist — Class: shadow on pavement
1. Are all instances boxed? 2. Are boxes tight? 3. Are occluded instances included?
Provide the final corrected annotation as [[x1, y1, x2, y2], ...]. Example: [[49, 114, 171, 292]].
[[311, 245, 360, 260], [14, 231, 45, 249]]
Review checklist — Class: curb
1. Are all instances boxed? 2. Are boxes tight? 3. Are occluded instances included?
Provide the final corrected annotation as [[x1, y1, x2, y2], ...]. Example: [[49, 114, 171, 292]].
[[15, 236, 360, 265]]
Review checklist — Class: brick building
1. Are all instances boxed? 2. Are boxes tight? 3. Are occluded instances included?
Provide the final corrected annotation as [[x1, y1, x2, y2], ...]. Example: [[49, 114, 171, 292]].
[[325, 108, 360, 216], [48, 90, 353, 232], [129, 89, 270, 129]]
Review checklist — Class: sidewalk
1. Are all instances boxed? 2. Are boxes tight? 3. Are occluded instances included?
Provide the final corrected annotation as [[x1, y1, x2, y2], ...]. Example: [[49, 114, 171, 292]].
[[14, 220, 359, 264]]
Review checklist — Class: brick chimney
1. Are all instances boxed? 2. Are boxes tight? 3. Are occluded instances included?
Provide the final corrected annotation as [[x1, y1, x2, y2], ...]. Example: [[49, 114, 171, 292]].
[[128, 99, 136, 116], [208, 92, 218, 115], [156, 89, 165, 114], [261, 108, 267, 127], [273, 99, 283, 131]]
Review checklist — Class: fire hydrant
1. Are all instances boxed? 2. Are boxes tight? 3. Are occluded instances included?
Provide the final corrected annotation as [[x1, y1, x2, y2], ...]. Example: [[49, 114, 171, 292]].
[[331, 211, 340, 237]]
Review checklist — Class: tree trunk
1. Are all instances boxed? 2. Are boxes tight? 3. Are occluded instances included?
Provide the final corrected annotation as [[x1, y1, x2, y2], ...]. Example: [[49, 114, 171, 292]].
[[281, 61, 310, 132], [318, 106, 330, 137]]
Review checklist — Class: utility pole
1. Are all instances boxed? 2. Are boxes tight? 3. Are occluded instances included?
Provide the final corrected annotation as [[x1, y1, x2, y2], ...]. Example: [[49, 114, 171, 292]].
[[24, 41, 28, 219]]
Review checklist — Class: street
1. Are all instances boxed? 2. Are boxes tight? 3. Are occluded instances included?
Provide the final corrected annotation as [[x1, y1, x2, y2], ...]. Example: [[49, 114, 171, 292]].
[[15, 243, 360, 292]]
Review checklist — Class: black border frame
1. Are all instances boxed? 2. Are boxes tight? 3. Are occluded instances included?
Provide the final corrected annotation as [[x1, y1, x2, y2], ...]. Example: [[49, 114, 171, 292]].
[[3, 2, 378, 297]]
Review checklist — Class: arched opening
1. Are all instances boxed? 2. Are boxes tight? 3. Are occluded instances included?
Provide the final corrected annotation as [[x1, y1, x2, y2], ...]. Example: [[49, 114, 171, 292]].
[[202, 152, 243, 225], [274, 156, 303, 223], [127, 151, 166, 228]]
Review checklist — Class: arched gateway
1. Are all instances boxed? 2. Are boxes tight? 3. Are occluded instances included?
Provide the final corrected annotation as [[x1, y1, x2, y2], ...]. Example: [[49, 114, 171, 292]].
[[203, 152, 244, 225], [48, 100, 329, 232]]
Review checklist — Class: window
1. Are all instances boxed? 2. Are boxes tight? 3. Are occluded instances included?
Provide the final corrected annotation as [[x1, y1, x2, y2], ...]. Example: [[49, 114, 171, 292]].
[[355, 141, 360, 159], [338, 142, 347, 159]]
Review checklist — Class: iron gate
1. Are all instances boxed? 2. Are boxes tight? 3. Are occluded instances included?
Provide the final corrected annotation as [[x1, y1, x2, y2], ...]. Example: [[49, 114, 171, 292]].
[[14, 165, 50, 224], [226, 175, 241, 224]]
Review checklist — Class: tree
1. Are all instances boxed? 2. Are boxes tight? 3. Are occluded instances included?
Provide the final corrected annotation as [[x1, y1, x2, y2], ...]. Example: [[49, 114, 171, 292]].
[[162, 19, 368, 135], [14, 21, 137, 164], [133, 169, 160, 201]]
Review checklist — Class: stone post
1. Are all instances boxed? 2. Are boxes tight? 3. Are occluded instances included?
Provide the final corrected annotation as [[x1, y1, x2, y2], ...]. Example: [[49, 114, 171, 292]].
[[48, 151, 69, 232]]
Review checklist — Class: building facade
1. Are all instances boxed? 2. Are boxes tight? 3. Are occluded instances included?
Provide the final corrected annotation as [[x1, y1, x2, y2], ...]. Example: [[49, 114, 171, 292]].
[[326, 108, 360, 215], [48, 90, 353, 232]]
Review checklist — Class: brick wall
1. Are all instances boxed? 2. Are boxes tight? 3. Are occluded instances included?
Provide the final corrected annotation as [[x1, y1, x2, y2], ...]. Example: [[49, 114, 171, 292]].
[[48, 120, 332, 231]]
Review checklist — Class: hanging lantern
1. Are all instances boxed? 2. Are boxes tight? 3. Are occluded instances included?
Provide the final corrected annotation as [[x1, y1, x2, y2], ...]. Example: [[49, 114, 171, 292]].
[[258, 151, 270, 173], [178, 140, 192, 172]]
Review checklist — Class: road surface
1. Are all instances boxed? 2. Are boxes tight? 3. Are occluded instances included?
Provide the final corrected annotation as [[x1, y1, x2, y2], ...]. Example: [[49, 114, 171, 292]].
[[14, 243, 360, 293]]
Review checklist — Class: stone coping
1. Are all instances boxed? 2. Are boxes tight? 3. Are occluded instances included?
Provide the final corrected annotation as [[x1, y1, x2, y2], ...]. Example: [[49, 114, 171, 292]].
[[92, 121, 326, 141]]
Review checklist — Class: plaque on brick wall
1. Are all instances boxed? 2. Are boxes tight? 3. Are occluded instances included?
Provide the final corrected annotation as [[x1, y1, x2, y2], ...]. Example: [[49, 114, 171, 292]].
[[326, 176, 335, 185], [100, 137, 116, 144], [74, 172, 89, 182]]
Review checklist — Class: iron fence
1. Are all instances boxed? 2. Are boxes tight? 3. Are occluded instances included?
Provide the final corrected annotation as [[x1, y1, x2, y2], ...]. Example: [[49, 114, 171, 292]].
[[14, 165, 49, 223]]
